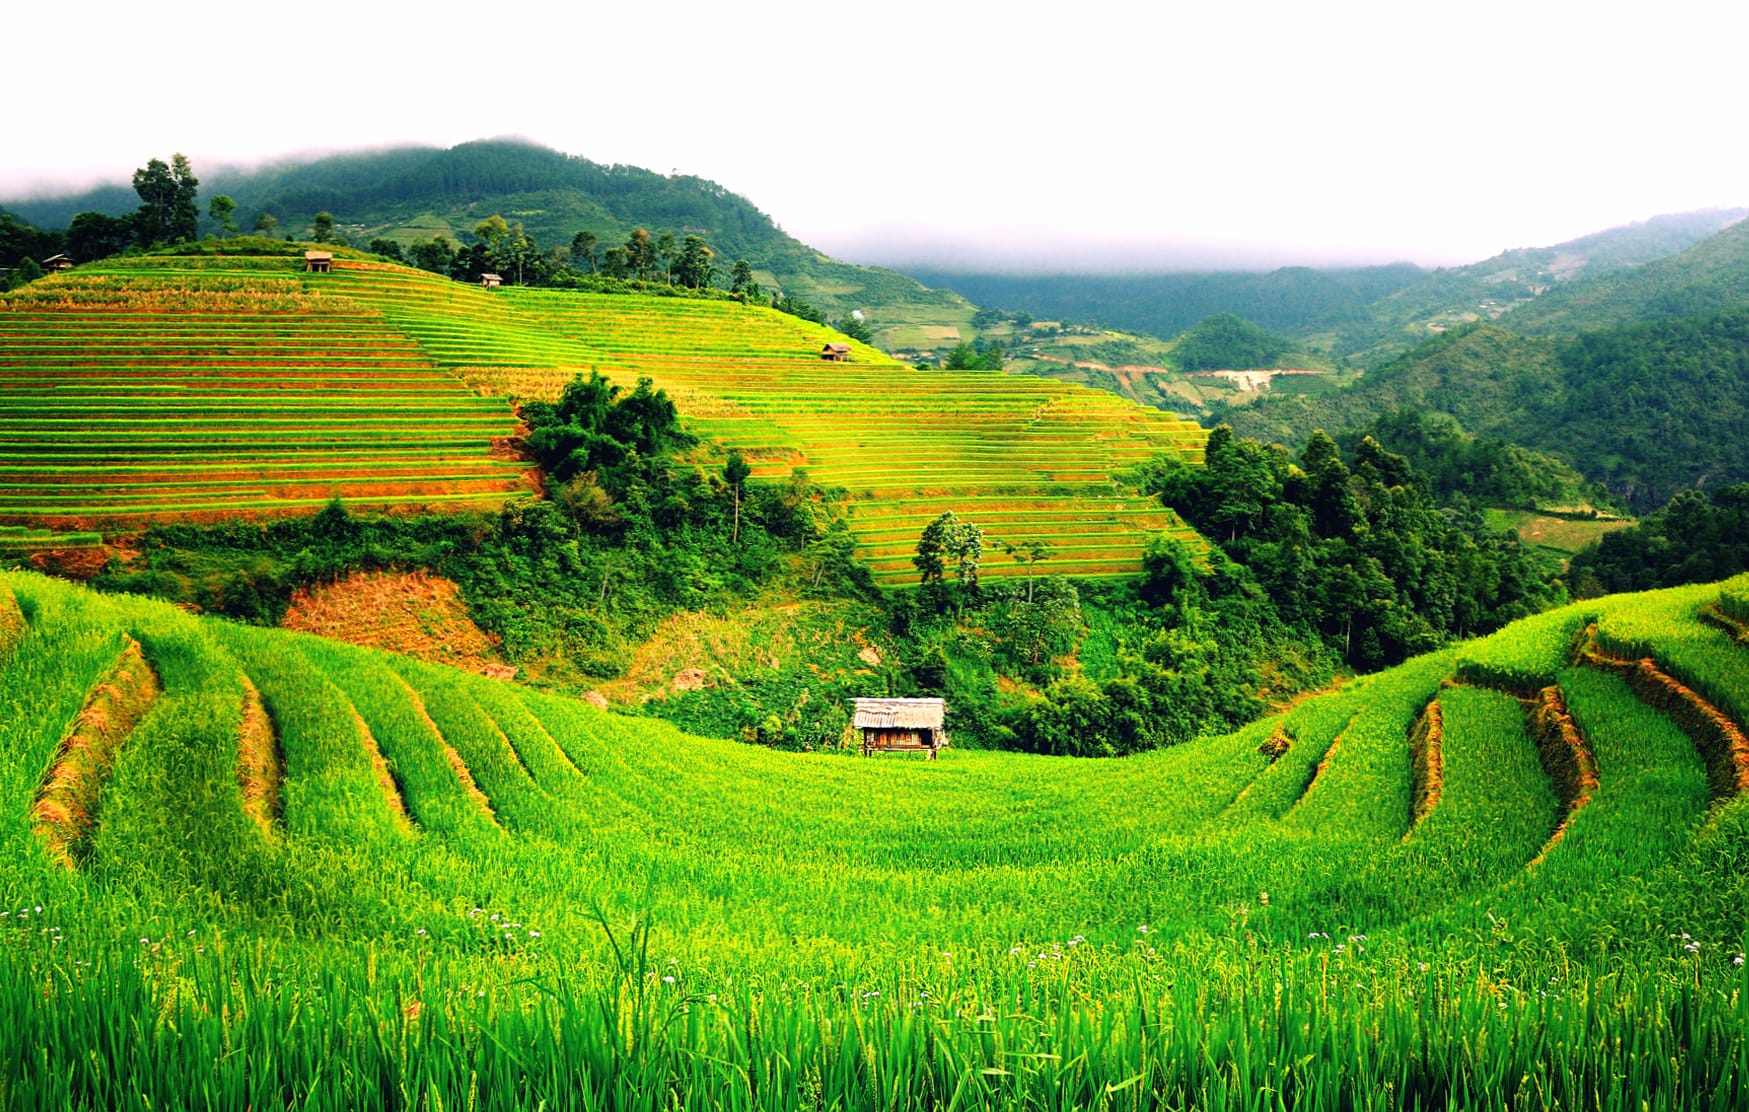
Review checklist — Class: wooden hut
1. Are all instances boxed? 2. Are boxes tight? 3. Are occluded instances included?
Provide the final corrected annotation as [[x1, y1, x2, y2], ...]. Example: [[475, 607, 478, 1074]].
[[852, 697, 948, 758], [480, 273, 503, 290], [821, 342, 851, 361], [42, 253, 73, 272], [303, 250, 333, 274]]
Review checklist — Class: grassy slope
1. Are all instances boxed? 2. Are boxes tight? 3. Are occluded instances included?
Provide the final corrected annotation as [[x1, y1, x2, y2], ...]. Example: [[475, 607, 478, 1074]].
[[1, 571, 1746, 1107]]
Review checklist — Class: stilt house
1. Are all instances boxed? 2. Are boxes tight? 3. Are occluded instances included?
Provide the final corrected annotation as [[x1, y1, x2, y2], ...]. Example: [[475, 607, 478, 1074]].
[[821, 343, 851, 361], [852, 697, 948, 758], [303, 250, 333, 273]]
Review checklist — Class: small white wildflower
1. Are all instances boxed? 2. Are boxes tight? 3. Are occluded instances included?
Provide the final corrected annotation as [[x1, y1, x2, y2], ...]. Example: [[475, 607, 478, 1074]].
[[1417, 962, 1429, 973], [529, 930, 541, 939], [1734, 954, 1744, 967], [417, 929, 428, 937], [662, 975, 676, 984], [1137, 924, 1150, 934]]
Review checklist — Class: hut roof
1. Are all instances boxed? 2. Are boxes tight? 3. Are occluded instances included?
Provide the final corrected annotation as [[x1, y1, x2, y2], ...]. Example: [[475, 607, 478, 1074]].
[[822, 342, 851, 354], [304, 250, 333, 261], [852, 697, 945, 730]]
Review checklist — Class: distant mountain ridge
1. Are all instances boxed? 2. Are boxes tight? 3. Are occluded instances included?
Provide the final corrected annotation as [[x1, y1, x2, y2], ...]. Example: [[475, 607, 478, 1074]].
[[910, 209, 1748, 367], [3, 139, 965, 318]]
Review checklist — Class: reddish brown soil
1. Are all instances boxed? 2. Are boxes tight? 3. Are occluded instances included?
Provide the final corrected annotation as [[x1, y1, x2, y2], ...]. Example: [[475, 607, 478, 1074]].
[[283, 571, 516, 680]]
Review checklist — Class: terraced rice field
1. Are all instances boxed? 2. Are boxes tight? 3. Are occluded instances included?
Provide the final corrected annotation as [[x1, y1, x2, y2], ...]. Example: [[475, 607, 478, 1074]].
[[0, 265, 532, 528], [2, 571, 1747, 1109], [4, 257, 1205, 578]]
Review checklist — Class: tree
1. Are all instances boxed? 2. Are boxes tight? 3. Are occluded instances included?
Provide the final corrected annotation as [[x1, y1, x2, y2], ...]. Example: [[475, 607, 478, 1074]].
[[729, 259, 755, 295], [655, 232, 677, 284], [913, 511, 983, 610], [3, 257, 44, 291], [408, 236, 455, 275], [623, 229, 656, 280], [207, 194, 237, 237], [834, 312, 874, 345], [368, 238, 405, 262], [310, 211, 336, 244], [998, 538, 1052, 603], [725, 451, 751, 545], [67, 211, 134, 261], [131, 153, 199, 245], [570, 230, 598, 273], [252, 212, 278, 237], [675, 235, 716, 290]]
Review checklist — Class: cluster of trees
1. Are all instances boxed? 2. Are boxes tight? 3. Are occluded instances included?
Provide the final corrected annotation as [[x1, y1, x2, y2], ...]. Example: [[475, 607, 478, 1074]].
[[1348, 408, 1609, 510], [1172, 312, 1303, 372], [1569, 485, 1749, 596], [1142, 427, 1562, 670], [890, 510, 1330, 758]]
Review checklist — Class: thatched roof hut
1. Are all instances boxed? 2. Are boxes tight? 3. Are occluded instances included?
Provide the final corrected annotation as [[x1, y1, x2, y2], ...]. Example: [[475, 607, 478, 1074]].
[[852, 697, 947, 757], [303, 250, 333, 273], [821, 342, 851, 361]]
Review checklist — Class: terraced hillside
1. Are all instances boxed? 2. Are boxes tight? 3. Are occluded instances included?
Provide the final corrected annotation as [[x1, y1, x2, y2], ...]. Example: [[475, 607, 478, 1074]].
[[0, 267, 533, 526], [2, 570, 1746, 1109], [14, 255, 1208, 582]]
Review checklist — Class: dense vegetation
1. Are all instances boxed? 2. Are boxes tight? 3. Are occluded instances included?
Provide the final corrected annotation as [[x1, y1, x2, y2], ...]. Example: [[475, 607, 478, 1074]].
[[1173, 312, 1320, 371], [1, 569, 1746, 1109], [1505, 212, 1749, 334], [6, 139, 966, 319], [1228, 305, 1749, 512], [1142, 427, 1563, 670], [1569, 484, 1749, 596]]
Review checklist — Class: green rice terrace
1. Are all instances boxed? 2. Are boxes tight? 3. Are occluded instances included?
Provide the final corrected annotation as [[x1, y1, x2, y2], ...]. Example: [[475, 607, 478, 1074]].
[[2, 566, 1746, 1109], [0, 256, 1207, 583]]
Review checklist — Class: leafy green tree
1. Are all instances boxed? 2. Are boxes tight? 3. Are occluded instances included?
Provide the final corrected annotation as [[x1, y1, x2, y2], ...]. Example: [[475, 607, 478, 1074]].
[[773, 293, 825, 324], [623, 229, 656, 280], [570, 230, 598, 273], [943, 342, 982, 370], [66, 211, 134, 261], [833, 312, 873, 345], [729, 259, 755, 294], [3, 257, 44, 291], [132, 154, 199, 245], [207, 194, 237, 237], [252, 212, 278, 237], [675, 235, 716, 290], [655, 232, 677, 284], [311, 211, 336, 244], [368, 238, 405, 262], [408, 236, 455, 275], [725, 451, 751, 545]]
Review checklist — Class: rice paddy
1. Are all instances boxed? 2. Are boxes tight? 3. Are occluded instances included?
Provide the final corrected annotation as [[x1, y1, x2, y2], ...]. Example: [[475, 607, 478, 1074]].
[[1, 568, 1746, 1110], [4, 255, 1207, 582]]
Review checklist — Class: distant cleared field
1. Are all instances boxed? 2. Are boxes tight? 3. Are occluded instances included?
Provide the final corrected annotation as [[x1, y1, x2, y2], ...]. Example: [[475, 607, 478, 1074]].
[[1486, 508, 1634, 553]]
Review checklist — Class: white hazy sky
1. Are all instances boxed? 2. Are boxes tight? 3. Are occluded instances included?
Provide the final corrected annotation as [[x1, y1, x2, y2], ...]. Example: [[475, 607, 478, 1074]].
[[6, 0, 1748, 271]]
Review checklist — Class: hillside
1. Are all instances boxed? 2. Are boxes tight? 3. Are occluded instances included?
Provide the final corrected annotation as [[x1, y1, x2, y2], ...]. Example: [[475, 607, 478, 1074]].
[[909, 209, 1746, 372], [2, 569, 1746, 1107], [3, 139, 969, 321], [0, 252, 1208, 584], [1504, 211, 1749, 334], [1228, 307, 1749, 512]]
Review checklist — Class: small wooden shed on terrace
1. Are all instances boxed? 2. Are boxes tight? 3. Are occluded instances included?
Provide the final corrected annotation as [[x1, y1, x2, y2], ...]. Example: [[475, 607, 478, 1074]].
[[42, 253, 73, 272], [481, 273, 503, 290], [852, 697, 948, 758], [821, 343, 851, 361], [303, 250, 332, 273]]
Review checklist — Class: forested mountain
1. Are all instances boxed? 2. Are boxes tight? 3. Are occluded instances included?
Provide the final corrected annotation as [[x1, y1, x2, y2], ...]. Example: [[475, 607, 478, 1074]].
[[1502, 213, 1749, 334], [3, 140, 963, 317], [910, 210, 1746, 368], [1172, 313, 1320, 371], [907, 264, 1424, 341], [1226, 307, 1749, 512]]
